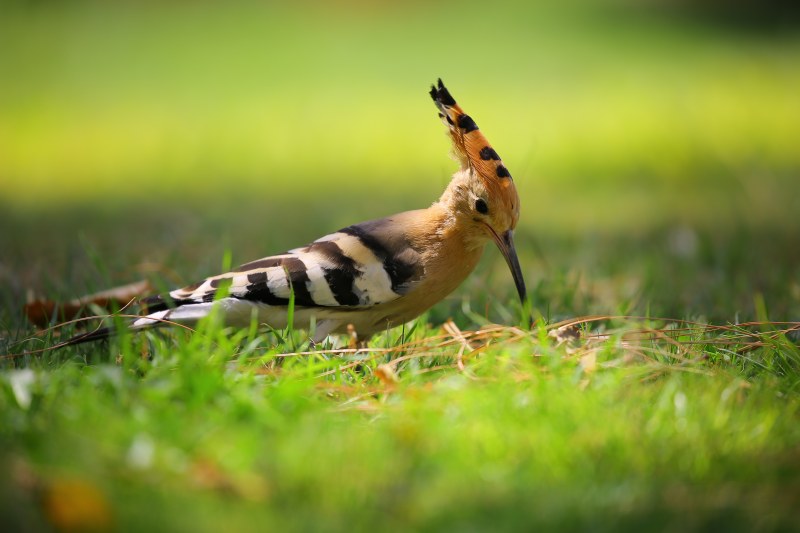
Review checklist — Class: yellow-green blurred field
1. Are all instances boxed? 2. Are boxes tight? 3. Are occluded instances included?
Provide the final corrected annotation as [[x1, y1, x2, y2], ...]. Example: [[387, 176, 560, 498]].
[[2, 1, 800, 531], [2, 1, 799, 228]]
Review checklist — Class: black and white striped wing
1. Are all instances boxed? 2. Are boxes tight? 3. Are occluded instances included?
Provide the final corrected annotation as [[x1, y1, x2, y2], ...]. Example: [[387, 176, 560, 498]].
[[143, 218, 424, 313]]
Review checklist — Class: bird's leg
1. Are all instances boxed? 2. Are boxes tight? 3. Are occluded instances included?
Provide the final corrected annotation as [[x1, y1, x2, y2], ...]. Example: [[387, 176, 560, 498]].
[[346, 324, 364, 350], [344, 323, 372, 375], [311, 319, 343, 347]]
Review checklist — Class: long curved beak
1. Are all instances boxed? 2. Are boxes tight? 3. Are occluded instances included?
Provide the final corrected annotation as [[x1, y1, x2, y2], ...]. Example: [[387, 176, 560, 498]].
[[487, 227, 528, 305]]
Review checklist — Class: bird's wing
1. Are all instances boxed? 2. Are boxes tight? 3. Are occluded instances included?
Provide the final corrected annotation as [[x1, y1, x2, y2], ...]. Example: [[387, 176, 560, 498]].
[[141, 216, 425, 313]]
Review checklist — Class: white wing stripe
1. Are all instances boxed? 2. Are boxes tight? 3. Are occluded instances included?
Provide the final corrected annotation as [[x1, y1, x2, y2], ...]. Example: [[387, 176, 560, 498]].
[[333, 234, 396, 305], [297, 253, 339, 306], [266, 266, 291, 299]]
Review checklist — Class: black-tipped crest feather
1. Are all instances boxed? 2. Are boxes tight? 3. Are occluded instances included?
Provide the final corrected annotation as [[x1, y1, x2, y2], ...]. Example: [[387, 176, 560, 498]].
[[430, 78, 456, 107]]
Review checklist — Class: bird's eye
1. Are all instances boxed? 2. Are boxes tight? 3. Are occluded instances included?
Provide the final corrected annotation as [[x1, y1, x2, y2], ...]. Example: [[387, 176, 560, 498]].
[[475, 198, 489, 215]]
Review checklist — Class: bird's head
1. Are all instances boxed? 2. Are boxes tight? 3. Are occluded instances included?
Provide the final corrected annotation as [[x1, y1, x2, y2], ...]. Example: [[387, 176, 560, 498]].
[[431, 79, 527, 305]]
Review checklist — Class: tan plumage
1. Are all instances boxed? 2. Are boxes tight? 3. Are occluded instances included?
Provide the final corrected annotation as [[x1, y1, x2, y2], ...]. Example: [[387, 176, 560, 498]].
[[64, 80, 527, 347]]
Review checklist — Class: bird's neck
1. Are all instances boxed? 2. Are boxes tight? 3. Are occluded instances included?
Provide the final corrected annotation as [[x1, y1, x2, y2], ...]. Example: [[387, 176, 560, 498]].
[[412, 201, 486, 277]]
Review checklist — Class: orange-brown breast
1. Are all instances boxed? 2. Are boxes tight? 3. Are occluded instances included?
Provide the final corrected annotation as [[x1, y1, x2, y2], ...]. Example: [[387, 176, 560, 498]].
[[364, 205, 486, 329]]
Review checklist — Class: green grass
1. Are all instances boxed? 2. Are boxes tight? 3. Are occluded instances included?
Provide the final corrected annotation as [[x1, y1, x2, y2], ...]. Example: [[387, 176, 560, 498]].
[[3, 317, 800, 531], [2, 1, 800, 531]]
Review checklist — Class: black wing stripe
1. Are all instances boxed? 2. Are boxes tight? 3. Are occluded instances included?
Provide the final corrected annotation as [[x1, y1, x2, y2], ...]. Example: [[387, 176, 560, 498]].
[[241, 278, 290, 306], [339, 225, 419, 294], [141, 294, 195, 313], [308, 240, 361, 306], [247, 272, 267, 284], [141, 294, 169, 313], [280, 257, 316, 307], [209, 277, 231, 289], [234, 257, 285, 272], [340, 225, 390, 261]]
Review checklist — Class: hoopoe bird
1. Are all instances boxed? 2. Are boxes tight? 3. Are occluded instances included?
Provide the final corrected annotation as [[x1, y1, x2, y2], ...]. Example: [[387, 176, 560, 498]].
[[65, 80, 526, 346]]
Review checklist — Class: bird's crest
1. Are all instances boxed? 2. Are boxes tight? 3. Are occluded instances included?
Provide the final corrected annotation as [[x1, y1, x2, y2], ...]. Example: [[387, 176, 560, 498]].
[[430, 79, 516, 203]]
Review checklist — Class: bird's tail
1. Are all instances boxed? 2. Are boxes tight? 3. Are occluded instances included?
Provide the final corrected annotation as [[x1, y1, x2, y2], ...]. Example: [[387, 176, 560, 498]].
[[58, 301, 217, 348], [429, 78, 515, 187], [59, 320, 150, 348], [60, 326, 115, 347]]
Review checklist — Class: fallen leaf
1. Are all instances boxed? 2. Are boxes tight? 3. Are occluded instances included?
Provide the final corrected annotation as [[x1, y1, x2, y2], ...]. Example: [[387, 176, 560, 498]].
[[42, 477, 113, 532], [375, 364, 399, 388], [24, 280, 153, 328], [549, 324, 581, 345]]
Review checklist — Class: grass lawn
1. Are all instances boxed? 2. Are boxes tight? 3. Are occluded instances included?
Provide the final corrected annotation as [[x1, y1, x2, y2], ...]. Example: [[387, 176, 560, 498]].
[[1, 1, 799, 531]]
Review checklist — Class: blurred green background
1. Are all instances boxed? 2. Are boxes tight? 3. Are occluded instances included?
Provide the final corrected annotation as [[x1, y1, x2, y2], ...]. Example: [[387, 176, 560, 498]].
[[1, 0, 799, 323]]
